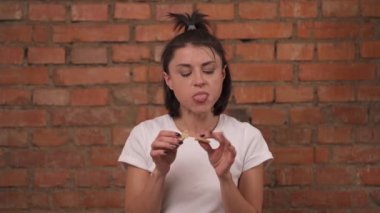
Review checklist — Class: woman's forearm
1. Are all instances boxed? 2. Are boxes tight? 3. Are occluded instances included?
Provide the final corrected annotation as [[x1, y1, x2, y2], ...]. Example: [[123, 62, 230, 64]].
[[219, 173, 260, 213], [126, 169, 166, 213]]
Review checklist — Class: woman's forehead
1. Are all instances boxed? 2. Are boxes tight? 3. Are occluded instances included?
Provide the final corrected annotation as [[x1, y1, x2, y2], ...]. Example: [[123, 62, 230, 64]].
[[170, 44, 222, 65]]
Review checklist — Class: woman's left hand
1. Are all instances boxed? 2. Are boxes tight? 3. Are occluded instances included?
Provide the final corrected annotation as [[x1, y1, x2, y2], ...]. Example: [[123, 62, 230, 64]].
[[197, 132, 236, 178]]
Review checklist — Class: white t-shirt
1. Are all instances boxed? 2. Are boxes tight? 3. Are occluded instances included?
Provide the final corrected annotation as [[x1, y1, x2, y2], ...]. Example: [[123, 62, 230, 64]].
[[118, 114, 273, 213]]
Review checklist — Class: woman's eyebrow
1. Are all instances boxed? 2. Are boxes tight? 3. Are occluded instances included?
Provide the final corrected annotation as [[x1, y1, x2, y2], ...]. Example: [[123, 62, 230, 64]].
[[201, 61, 216, 67]]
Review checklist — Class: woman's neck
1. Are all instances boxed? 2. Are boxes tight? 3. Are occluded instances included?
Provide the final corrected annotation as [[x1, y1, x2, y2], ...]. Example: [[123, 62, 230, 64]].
[[174, 111, 219, 137]]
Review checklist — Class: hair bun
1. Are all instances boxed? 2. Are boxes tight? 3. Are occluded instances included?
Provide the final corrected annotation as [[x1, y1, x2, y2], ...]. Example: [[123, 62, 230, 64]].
[[168, 10, 210, 33]]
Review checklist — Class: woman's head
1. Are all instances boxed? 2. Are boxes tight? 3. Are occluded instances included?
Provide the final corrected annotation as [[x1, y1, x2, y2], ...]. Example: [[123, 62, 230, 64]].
[[161, 11, 231, 118]]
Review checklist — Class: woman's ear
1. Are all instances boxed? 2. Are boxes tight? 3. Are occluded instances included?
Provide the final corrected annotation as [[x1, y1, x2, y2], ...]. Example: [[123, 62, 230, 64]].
[[163, 72, 173, 90], [222, 65, 227, 79]]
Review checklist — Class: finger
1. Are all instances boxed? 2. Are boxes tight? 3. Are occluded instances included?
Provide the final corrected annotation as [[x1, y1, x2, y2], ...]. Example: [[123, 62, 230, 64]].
[[150, 149, 167, 157], [152, 141, 179, 151], [157, 135, 182, 146], [197, 140, 213, 154]]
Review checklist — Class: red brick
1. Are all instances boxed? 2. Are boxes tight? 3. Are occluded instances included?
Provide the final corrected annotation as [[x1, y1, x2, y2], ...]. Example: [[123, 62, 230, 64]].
[[32, 26, 50, 42], [82, 191, 123, 208], [356, 127, 378, 143], [251, 108, 287, 125], [230, 63, 293, 82], [90, 147, 120, 167], [52, 191, 82, 208], [0, 130, 28, 147], [318, 42, 355, 60], [0, 88, 30, 105], [10, 150, 47, 167], [318, 126, 353, 144], [74, 128, 107, 146], [275, 127, 312, 144], [0, 25, 33, 43], [299, 63, 376, 81], [271, 147, 314, 164], [53, 24, 130, 42], [131, 65, 148, 82], [32, 129, 70, 147], [235, 43, 274, 61], [322, 0, 359, 17], [298, 21, 374, 38], [28, 47, 65, 64], [71, 88, 109, 106], [331, 106, 368, 124], [34, 170, 70, 187], [71, 4, 108, 21], [361, 0, 380, 17], [51, 107, 130, 126], [112, 127, 131, 146], [112, 170, 125, 187], [112, 44, 151, 62], [0, 47, 23, 64], [114, 3, 151, 20], [276, 167, 312, 185], [75, 170, 110, 187], [216, 22, 292, 39], [315, 166, 353, 185], [196, 3, 234, 20], [280, 0, 318, 18], [54, 67, 131, 86], [0, 192, 28, 209], [361, 41, 380, 58], [333, 146, 380, 163], [276, 86, 314, 103], [315, 147, 330, 165], [0, 67, 49, 85], [136, 24, 176, 42], [290, 107, 324, 124], [292, 190, 369, 207], [0, 170, 27, 187], [29, 192, 50, 208], [147, 65, 163, 82], [151, 86, 164, 104], [156, 4, 193, 21], [358, 85, 380, 101], [318, 85, 355, 102], [239, 2, 277, 19], [359, 167, 380, 185], [0, 2, 22, 20], [0, 110, 47, 127], [29, 4, 65, 21], [33, 89, 70, 106], [71, 47, 107, 64], [46, 150, 85, 168], [277, 42, 314, 61], [113, 85, 149, 105], [233, 85, 274, 104]]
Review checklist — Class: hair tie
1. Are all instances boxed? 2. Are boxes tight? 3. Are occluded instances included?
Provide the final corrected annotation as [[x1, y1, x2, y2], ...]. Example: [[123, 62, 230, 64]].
[[187, 24, 196, 31]]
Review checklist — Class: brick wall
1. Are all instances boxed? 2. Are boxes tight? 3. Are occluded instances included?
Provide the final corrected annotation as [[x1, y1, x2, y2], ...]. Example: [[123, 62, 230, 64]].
[[0, 0, 379, 212]]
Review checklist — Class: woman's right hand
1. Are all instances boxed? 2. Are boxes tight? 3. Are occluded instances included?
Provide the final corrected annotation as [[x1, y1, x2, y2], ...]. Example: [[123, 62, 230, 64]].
[[150, 131, 183, 175]]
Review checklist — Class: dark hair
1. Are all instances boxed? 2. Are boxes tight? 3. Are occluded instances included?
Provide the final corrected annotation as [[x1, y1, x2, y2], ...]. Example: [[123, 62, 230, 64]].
[[161, 11, 232, 118]]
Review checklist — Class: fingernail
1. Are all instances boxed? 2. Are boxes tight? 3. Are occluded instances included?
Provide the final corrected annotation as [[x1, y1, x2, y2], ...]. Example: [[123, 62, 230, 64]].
[[200, 134, 205, 138], [175, 132, 181, 137], [179, 140, 183, 145]]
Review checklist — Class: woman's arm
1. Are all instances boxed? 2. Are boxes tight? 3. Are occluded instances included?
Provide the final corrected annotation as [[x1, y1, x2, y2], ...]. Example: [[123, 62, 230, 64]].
[[219, 165, 264, 213], [124, 165, 167, 213]]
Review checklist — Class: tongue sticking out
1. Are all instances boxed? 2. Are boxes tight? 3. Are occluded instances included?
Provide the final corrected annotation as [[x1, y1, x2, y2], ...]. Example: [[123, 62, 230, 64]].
[[193, 93, 208, 103]]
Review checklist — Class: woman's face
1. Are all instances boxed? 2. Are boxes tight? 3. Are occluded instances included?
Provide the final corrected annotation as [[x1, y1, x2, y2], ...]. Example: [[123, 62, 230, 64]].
[[164, 44, 225, 115]]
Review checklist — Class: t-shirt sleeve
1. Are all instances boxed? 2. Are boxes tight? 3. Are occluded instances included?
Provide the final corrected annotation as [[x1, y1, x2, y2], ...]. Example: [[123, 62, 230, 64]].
[[242, 124, 273, 172], [118, 124, 152, 171]]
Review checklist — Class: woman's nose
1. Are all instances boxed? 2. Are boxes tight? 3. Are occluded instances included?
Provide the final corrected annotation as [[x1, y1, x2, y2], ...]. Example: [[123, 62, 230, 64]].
[[193, 71, 206, 86]]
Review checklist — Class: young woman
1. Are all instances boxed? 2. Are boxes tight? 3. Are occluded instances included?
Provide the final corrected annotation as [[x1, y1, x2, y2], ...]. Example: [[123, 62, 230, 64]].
[[118, 11, 273, 213]]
